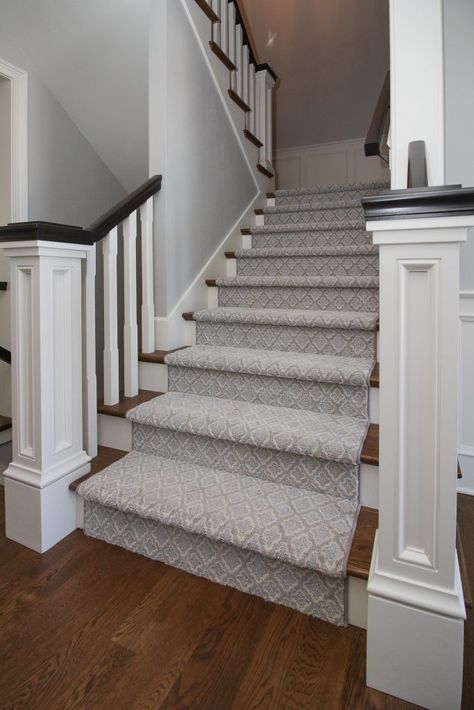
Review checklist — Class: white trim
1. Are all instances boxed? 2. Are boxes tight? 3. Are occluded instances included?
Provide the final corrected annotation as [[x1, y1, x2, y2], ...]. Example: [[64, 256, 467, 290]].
[[0, 58, 28, 222]]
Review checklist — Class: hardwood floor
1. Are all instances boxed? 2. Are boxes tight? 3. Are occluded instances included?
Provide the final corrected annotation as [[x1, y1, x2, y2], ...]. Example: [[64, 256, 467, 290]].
[[0, 487, 472, 709]]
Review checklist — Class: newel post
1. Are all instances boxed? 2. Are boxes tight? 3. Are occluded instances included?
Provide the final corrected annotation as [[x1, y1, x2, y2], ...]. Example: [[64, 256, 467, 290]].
[[0, 222, 93, 552], [362, 189, 474, 710]]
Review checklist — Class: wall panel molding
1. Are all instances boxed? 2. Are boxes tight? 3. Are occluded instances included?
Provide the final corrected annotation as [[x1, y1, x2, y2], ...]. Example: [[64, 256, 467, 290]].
[[458, 290, 474, 494]]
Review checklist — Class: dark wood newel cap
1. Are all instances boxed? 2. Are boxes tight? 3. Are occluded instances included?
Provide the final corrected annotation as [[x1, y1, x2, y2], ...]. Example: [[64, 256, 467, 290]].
[[361, 184, 474, 221], [0, 221, 95, 245]]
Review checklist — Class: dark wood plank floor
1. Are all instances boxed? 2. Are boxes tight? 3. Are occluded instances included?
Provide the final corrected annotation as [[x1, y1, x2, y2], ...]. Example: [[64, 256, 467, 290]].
[[0, 487, 472, 710]]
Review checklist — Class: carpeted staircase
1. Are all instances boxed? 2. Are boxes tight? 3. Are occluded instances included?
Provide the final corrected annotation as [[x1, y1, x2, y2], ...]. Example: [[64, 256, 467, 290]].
[[78, 180, 387, 626]]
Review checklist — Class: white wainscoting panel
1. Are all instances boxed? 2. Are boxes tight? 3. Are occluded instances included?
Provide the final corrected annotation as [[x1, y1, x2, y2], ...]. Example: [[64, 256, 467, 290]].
[[276, 138, 390, 190], [459, 290, 474, 495]]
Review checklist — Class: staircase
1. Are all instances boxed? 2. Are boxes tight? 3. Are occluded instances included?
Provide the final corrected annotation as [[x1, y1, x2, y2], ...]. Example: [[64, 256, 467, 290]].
[[75, 179, 387, 627]]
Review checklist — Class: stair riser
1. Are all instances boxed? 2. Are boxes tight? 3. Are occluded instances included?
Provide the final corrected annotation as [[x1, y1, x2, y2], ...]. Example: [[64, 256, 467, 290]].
[[132, 423, 360, 500], [196, 321, 377, 359], [216, 285, 379, 312], [262, 207, 364, 226], [235, 254, 379, 278], [251, 230, 372, 250], [274, 187, 388, 207], [168, 365, 369, 419], [84, 500, 348, 626]]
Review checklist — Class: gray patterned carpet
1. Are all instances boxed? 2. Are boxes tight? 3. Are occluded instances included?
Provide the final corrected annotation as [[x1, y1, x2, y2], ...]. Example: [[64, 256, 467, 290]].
[[78, 180, 384, 626]]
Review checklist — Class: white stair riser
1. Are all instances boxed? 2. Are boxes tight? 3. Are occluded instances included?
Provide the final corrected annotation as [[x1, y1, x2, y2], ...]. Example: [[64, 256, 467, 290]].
[[139, 361, 168, 392], [348, 576, 368, 629], [360, 462, 379, 508], [98, 414, 132, 452]]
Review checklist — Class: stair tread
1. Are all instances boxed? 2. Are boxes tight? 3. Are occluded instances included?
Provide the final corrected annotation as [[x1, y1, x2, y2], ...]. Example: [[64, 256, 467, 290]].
[[275, 181, 389, 198], [190, 307, 379, 331], [77, 450, 358, 579], [69, 446, 128, 491], [234, 245, 378, 258], [250, 220, 366, 235], [98, 390, 164, 418], [127, 391, 369, 465], [213, 275, 379, 289], [165, 345, 374, 386]]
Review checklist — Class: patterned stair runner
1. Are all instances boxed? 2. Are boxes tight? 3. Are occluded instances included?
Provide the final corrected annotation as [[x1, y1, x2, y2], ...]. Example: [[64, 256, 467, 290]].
[[78, 180, 386, 626]]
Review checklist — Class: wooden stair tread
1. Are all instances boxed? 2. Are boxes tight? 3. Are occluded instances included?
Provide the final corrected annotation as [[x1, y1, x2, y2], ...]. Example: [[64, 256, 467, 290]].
[[138, 347, 188, 364], [69, 446, 127, 492], [228, 89, 251, 113], [348, 507, 473, 610], [257, 163, 274, 179], [244, 129, 263, 148], [209, 41, 236, 71], [0, 415, 12, 432], [98, 390, 163, 418], [370, 362, 379, 388], [0, 281, 7, 290], [194, 0, 220, 23], [361, 423, 379, 465]]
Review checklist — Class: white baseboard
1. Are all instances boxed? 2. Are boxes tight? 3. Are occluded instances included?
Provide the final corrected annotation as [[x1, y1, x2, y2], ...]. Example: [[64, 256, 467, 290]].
[[276, 138, 390, 191]]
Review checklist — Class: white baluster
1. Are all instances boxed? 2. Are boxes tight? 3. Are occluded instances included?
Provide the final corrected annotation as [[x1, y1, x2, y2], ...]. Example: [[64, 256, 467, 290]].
[[256, 68, 276, 174], [211, 0, 220, 46], [140, 197, 155, 354], [249, 62, 256, 135], [228, 3, 237, 89], [219, 0, 228, 56], [235, 24, 243, 97], [123, 212, 138, 397], [102, 227, 119, 405], [83, 245, 97, 457], [242, 45, 249, 106]]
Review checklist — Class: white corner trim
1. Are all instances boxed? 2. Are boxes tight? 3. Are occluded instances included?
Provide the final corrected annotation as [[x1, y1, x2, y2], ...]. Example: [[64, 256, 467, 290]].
[[0, 58, 28, 222], [180, 0, 259, 192]]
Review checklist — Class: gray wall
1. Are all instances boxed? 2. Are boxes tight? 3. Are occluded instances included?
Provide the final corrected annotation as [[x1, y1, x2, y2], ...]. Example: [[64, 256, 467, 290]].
[[443, 0, 474, 290], [149, 0, 257, 315]]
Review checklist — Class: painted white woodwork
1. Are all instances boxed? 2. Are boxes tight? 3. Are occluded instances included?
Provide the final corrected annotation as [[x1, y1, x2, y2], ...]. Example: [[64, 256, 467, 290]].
[[140, 197, 156, 353], [207, 285, 218, 309], [211, 0, 220, 46], [248, 62, 256, 135], [123, 212, 139, 397], [219, 0, 228, 57], [242, 45, 249, 106], [98, 413, 132, 452], [138, 361, 168, 393], [389, 0, 444, 188], [234, 24, 243, 98], [0, 59, 28, 222], [366, 215, 473, 710], [276, 139, 390, 190], [256, 68, 276, 175], [0, 240, 91, 552], [359, 463, 379, 510], [458, 290, 474, 495], [83, 245, 97, 458], [227, 2, 236, 71], [348, 577, 368, 629], [102, 227, 119, 406]]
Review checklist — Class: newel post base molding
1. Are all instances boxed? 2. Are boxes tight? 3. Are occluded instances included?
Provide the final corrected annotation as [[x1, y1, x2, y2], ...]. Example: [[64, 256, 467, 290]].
[[362, 187, 474, 710], [0, 238, 92, 553]]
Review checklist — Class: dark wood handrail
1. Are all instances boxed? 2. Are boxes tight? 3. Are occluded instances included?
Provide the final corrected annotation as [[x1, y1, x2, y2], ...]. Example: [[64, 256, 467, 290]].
[[0, 175, 162, 246], [232, 1, 278, 80], [407, 140, 428, 188], [0, 346, 11, 365], [364, 71, 390, 161], [88, 175, 162, 240]]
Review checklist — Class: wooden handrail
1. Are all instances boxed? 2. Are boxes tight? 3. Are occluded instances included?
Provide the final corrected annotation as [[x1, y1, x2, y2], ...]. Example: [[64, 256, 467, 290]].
[[233, 0, 260, 66], [364, 71, 390, 161], [0, 346, 11, 365], [88, 175, 162, 240]]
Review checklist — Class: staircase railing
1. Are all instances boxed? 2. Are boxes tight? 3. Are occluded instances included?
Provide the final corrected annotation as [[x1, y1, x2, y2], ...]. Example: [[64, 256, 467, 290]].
[[364, 71, 390, 163], [200, 0, 278, 177]]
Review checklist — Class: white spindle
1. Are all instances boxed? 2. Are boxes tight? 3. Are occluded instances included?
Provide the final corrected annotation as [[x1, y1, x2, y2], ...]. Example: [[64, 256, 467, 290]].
[[102, 226, 119, 405], [249, 62, 256, 135], [83, 245, 97, 457], [228, 3, 236, 88], [235, 24, 243, 97], [219, 0, 228, 56], [242, 45, 249, 105], [140, 197, 155, 353], [211, 0, 220, 45], [123, 212, 138, 397], [256, 68, 276, 174]]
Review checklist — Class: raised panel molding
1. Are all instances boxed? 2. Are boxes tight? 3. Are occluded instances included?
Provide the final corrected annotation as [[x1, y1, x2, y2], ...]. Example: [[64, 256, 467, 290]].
[[458, 290, 474, 495], [276, 138, 390, 190]]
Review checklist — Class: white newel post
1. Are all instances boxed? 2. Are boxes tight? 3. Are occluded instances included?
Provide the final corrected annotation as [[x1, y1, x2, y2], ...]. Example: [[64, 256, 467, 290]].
[[0, 228, 91, 553], [255, 67, 276, 175], [364, 197, 473, 710]]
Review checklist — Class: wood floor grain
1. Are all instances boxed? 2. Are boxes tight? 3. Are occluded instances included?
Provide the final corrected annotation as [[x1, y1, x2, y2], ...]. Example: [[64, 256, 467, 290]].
[[0, 487, 472, 710]]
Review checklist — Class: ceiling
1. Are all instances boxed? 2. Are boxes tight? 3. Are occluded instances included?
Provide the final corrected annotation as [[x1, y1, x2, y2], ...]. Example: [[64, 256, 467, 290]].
[[0, 0, 149, 191], [241, 0, 390, 150]]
